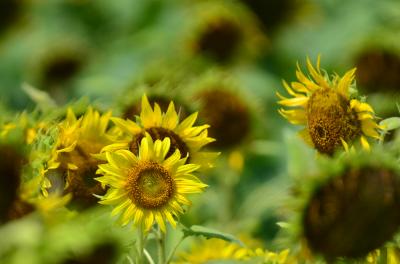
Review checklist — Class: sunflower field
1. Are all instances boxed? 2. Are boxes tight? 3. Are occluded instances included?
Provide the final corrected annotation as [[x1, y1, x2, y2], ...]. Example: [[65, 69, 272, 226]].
[[1, 0, 400, 263]]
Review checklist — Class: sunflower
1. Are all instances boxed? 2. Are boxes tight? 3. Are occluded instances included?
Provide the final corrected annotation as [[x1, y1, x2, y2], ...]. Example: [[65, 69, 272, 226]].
[[96, 135, 207, 232], [277, 56, 381, 154], [104, 95, 218, 170], [250, 248, 293, 264], [174, 238, 250, 263], [43, 106, 114, 209], [285, 148, 400, 261], [182, 0, 266, 64]]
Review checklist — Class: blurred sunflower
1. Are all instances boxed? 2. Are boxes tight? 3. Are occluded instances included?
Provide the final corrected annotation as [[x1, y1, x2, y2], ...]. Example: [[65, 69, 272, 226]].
[[355, 48, 400, 94], [0, 124, 69, 225], [352, 47, 400, 120], [190, 71, 262, 172], [174, 238, 250, 263], [96, 136, 207, 232], [0, 0, 29, 37], [105, 95, 218, 170], [277, 56, 381, 155], [182, 0, 266, 64], [239, 0, 305, 34], [43, 107, 114, 209], [26, 39, 89, 103], [0, 143, 32, 224], [287, 149, 400, 261], [250, 248, 293, 264]]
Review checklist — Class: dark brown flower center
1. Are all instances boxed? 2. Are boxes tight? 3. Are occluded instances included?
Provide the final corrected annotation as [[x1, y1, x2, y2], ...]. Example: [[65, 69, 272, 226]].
[[7, 198, 35, 221], [355, 49, 400, 94], [240, 0, 298, 33], [303, 167, 400, 259], [62, 242, 118, 264], [307, 88, 361, 155], [64, 161, 106, 210], [129, 127, 190, 160], [0, 0, 23, 35], [42, 54, 85, 86], [0, 145, 25, 223], [197, 89, 250, 149], [126, 161, 175, 209], [197, 19, 242, 63]]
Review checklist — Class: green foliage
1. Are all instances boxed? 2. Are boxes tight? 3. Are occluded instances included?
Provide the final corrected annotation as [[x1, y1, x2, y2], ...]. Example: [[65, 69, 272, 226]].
[[181, 225, 244, 246]]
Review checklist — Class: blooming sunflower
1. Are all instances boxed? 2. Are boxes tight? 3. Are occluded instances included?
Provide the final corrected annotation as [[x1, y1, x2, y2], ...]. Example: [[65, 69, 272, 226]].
[[104, 95, 218, 170], [277, 56, 381, 154], [43, 106, 114, 208], [96, 136, 207, 232]]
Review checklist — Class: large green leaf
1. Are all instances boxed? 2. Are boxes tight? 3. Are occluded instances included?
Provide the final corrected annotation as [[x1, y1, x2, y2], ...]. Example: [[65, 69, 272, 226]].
[[380, 117, 400, 131], [181, 225, 244, 246]]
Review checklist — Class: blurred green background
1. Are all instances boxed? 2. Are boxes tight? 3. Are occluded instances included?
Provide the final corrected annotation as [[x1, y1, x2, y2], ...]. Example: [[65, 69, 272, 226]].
[[1, 0, 400, 263]]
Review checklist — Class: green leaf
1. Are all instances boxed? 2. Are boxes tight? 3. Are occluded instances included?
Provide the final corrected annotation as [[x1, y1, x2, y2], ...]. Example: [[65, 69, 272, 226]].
[[380, 117, 400, 131], [181, 225, 244, 246]]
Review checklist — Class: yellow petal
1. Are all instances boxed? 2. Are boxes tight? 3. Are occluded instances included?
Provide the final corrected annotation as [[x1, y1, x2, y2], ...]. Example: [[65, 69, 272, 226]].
[[111, 117, 141, 135], [278, 97, 309, 107], [360, 136, 370, 152]]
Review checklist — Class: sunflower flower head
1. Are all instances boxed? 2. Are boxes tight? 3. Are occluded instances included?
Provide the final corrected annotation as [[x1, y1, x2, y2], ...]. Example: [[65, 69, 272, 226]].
[[0, 143, 27, 223], [355, 48, 400, 94], [288, 148, 400, 261], [105, 94, 218, 170], [29, 39, 88, 89], [44, 106, 113, 209], [278, 56, 381, 154], [196, 88, 251, 150], [96, 135, 207, 232], [0, 0, 28, 36], [174, 238, 250, 263], [183, 0, 266, 64]]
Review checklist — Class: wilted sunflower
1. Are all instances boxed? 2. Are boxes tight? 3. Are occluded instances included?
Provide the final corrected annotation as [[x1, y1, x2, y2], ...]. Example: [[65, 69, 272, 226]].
[[105, 95, 218, 170], [44, 107, 114, 209], [277, 56, 381, 154], [96, 136, 207, 232]]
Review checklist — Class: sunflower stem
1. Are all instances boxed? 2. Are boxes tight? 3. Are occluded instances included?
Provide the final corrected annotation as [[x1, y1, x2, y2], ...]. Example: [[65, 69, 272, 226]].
[[165, 233, 185, 264], [144, 249, 156, 264], [136, 226, 145, 263], [157, 225, 166, 264]]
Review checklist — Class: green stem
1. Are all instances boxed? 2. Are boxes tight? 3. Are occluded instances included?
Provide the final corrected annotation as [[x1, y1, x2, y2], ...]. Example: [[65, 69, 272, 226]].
[[157, 225, 166, 264], [144, 249, 156, 264], [165, 234, 185, 264], [136, 226, 145, 263]]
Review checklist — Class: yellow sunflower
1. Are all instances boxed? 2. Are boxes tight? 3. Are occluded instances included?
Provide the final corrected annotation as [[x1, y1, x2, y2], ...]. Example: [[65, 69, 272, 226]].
[[95, 135, 207, 232], [174, 238, 250, 263], [250, 248, 292, 264], [277, 56, 381, 154], [103, 95, 218, 170], [43, 107, 114, 208]]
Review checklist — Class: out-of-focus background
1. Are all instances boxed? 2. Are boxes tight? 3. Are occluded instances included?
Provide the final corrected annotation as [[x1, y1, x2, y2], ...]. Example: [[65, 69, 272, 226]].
[[1, 0, 400, 263]]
